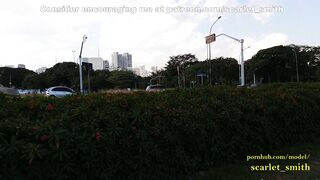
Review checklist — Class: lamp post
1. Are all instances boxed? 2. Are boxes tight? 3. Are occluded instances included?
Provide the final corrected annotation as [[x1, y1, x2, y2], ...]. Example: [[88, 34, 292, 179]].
[[208, 16, 221, 85], [177, 66, 181, 88], [79, 35, 87, 94], [9, 71, 12, 88], [240, 46, 251, 85], [291, 49, 299, 82]]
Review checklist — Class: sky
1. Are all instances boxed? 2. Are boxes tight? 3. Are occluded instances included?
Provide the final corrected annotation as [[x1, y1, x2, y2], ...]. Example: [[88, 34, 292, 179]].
[[0, 0, 319, 71]]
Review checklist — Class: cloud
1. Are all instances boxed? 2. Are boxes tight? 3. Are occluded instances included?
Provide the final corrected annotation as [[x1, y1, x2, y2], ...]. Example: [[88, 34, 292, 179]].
[[0, 0, 289, 72], [246, 0, 283, 23], [1, 0, 214, 70], [244, 33, 288, 60]]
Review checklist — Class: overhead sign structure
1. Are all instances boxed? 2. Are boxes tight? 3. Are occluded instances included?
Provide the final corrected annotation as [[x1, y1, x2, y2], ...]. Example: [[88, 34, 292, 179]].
[[82, 62, 93, 71], [197, 73, 207, 86], [196, 73, 207, 77], [205, 34, 216, 44]]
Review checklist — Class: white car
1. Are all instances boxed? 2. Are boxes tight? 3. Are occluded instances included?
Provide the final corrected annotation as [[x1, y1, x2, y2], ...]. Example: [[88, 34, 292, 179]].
[[146, 85, 165, 92], [45, 86, 75, 97]]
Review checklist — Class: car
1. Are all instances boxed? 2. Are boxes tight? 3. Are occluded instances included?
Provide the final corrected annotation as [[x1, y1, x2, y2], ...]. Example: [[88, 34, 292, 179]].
[[145, 84, 165, 92], [45, 86, 75, 97], [0, 85, 19, 95]]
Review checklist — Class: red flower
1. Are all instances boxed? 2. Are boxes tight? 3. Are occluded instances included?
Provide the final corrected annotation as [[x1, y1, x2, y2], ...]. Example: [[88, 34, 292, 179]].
[[29, 159, 33, 167], [46, 103, 54, 111], [40, 135, 49, 142], [32, 126, 38, 132], [95, 132, 102, 141], [27, 101, 35, 110]]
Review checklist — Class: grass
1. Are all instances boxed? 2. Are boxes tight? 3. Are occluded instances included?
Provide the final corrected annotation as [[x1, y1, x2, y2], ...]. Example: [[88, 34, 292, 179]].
[[190, 137, 320, 180]]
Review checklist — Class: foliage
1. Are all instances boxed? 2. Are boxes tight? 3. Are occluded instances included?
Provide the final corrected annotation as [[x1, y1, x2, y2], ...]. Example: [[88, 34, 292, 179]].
[[0, 83, 320, 179], [0, 67, 36, 88], [44, 62, 80, 89], [108, 70, 137, 89], [90, 70, 112, 91], [246, 45, 320, 83], [157, 54, 239, 87], [164, 54, 198, 87], [19, 62, 147, 91], [3, 45, 319, 91], [210, 57, 239, 84], [22, 73, 47, 89]]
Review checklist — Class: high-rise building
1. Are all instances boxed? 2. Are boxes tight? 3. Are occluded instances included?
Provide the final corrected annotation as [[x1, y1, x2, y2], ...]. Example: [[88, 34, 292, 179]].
[[82, 57, 109, 71], [111, 52, 132, 71], [18, 64, 26, 69], [111, 52, 123, 71], [122, 53, 132, 70], [36, 67, 47, 74]]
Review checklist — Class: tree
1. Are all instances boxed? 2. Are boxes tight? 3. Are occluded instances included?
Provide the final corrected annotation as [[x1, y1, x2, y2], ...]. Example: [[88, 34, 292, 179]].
[[246, 45, 320, 83], [22, 73, 47, 89], [108, 71, 136, 89], [210, 57, 239, 84], [164, 54, 197, 88], [44, 62, 79, 89], [0, 67, 36, 88], [90, 70, 112, 91], [153, 55, 240, 87]]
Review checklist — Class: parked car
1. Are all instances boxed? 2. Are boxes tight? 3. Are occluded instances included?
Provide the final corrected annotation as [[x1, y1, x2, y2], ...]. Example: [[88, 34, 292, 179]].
[[0, 85, 19, 95], [145, 85, 165, 92], [45, 86, 75, 97]]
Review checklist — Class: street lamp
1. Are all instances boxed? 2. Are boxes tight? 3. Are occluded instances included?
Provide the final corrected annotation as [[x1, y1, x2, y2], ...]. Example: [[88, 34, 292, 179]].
[[207, 16, 222, 85], [244, 46, 251, 51], [291, 48, 299, 82], [79, 35, 87, 94], [239, 46, 251, 85]]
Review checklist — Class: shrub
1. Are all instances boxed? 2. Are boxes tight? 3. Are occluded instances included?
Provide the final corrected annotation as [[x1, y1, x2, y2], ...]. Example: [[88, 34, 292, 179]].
[[0, 83, 319, 179]]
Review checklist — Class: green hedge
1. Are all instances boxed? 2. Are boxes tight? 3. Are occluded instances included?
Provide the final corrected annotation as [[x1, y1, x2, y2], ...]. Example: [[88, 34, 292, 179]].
[[0, 83, 320, 179]]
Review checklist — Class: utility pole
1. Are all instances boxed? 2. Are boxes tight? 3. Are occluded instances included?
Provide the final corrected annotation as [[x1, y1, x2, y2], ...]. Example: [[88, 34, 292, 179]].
[[240, 39, 245, 86], [291, 49, 300, 82], [182, 65, 186, 88], [9, 71, 12, 88], [79, 35, 87, 94], [88, 69, 90, 93], [177, 66, 181, 88], [207, 16, 222, 85]]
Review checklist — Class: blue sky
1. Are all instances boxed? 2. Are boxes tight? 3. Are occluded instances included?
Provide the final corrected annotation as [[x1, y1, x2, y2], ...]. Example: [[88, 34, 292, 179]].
[[0, 0, 319, 71]]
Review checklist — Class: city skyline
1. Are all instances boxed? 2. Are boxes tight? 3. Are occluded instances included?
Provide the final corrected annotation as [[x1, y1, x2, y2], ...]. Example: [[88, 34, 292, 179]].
[[111, 52, 132, 71], [0, 0, 319, 71]]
